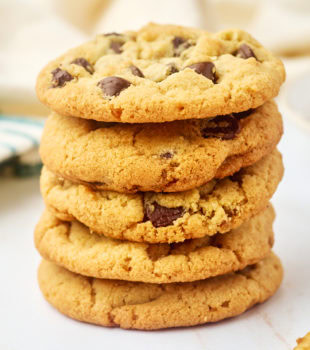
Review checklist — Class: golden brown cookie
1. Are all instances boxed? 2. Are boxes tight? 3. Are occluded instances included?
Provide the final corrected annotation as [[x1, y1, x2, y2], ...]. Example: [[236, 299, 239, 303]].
[[36, 23, 285, 123], [40, 101, 283, 193], [41, 149, 283, 243], [35, 206, 275, 283], [37, 253, 283, 330], [294, 332, 310, 350]]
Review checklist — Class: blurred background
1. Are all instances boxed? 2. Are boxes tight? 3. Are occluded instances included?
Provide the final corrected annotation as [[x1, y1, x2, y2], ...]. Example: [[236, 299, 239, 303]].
[[0, 1, 310, 348]]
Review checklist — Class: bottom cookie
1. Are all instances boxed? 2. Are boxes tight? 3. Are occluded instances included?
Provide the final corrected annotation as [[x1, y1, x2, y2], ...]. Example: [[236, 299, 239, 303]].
[[38, 253, 283, 330]]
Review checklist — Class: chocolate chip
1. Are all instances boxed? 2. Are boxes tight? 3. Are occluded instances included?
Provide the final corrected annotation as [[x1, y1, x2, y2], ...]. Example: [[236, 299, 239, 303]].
[[167, 63, 179, 75], [104, 32, 121, 36], [51, 68, 73, 87], [71, 57, 94, 74], [144, 202, 184, 228], [187, 62, 216, 82], [172, 36, 186, 49], [235, 44, 256, 59], [172, 36, 191, 56], [110, 41, 123, 54], [129, 65, 144, 78], [97, 76, 131, 97], [160, 151, 173, 159], [201, 115, 241, 140], [233, 109, 254, 120]]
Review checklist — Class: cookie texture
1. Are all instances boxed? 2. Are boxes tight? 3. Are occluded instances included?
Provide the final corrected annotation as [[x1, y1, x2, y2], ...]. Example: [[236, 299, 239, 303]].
[[295, 332, 310, 350], [35, 206, 275, 283], [37, 253, 283, 330], [36, 23, 285, 123], [41, 149, 283, 243], [40, 100, 283, 193]]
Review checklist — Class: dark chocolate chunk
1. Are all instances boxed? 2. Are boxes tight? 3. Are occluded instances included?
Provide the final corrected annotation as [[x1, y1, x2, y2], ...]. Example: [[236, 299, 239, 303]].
[[144, 202, 184, 228], [201, 115, 241, 140], [110, 41, 123, 54], [167, 63, 179, 74], [187, 62, 216, 82], [172, 36, 186, 49], [51, 68, 73, 87], [160, 151, 173, 159], [235, 44, 256, 59], [71, 57, 94, 74], [233, 109, 254, 120], [129, 65, 144, 78], [97, 76, 131, 97], [172, 36, 191, 56]]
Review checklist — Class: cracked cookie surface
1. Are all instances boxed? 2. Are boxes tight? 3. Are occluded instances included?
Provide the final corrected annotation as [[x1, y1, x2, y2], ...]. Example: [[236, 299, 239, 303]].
[[37, 252, 283, 330], [40, 100, 283, 193], [36, 23, 285, 123], [35, 206, 275, 283], [41, 149, 283, 243]]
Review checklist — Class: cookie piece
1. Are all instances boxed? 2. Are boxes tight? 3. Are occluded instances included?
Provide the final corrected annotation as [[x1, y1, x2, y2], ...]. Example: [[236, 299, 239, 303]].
[[40, 100, 283, 193], [41, 149, 283, 243], [37, 253, 283, 330], [295, 332, 310, 350], [36, 23, 285, 123], [35, 206, 275, 283]]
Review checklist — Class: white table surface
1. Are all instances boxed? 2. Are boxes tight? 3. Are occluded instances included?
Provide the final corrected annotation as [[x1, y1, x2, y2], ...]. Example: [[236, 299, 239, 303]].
[[1, 85, 310, 350]]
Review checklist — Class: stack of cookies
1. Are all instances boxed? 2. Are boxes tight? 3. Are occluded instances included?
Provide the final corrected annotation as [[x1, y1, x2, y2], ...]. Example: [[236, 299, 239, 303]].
[[34, 23, 285, 330]]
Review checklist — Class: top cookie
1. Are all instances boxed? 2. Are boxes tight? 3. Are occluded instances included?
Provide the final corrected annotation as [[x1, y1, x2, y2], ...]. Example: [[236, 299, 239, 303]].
[[36, 23, 285, 123]]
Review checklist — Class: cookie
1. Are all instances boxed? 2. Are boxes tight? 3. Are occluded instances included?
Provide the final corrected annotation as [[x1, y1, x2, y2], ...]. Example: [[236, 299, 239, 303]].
[[35, 206, 275, 283], [40, 100, 283, 193], [295, 332, 310, 350], [36, 23, 285, 123], [41, 149, 283, 243], [37, 252, 283, 330]]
